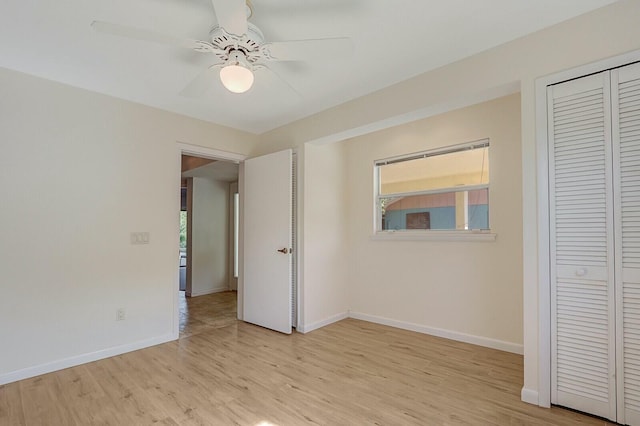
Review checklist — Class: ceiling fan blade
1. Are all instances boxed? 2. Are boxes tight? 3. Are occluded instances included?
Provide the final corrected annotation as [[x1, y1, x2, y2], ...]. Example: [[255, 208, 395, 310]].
[[91, 21, 221, 54], [260, 38, 353, 61], [210, 0, 248, 37], [254, 64, 301, 98], [180, 65, 222, 98]]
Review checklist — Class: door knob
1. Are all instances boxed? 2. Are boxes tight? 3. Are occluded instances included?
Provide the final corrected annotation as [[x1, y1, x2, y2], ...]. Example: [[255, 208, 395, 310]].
[[277, 248, 289, 254], [575, 268, 587, 277]]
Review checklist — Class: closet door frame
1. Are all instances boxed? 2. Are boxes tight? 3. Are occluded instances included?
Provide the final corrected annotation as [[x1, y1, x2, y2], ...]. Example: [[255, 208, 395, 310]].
[[612, 62, 640, 425], [536, 50, 640, 409]]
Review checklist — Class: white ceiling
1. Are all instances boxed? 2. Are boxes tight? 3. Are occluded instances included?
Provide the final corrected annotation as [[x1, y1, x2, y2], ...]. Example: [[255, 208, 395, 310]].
[[0, 0, 618, 134]]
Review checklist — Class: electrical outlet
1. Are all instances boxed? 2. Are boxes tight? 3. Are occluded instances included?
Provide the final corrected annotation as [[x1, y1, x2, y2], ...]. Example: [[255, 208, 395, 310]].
[[116, 308, 126, 321]]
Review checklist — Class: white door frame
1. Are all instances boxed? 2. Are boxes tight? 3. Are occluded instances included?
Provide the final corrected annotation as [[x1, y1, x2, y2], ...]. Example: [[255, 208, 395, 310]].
[[175, 142, 247, 336], [228, 181, 239, 292], [535, 50, 640, 408]]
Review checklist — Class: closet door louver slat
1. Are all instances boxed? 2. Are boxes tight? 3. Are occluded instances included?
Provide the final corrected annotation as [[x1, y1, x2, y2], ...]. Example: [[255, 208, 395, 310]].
[[549, 71, 617, 421], [614, 62, 640, 426]]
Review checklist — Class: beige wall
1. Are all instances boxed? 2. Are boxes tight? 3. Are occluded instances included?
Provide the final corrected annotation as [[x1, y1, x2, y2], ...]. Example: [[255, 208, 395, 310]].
[[301, 142, 350, 331], [3, 0, 640, 402], [189, 177, 229, 297], [0, 67, 257, 383], [345, 93, 522, 346], [258, 0, 640, 403]]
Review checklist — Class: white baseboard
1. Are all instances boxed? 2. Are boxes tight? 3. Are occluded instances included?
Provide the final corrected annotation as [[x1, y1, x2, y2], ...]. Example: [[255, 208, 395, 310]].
[[0, 332, 177, 386], [297, 312, 349, 334], [521, 387, 540, 405], [348, 312, 523, 355], [190, 287, 228, 297]]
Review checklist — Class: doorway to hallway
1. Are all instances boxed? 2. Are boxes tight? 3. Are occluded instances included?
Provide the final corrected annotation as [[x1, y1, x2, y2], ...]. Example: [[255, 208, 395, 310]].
[[176, 144, 243, 339], [178, 290, 237, 338]]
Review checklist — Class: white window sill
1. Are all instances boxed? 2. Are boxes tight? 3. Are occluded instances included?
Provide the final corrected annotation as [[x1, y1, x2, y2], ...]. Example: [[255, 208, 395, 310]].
[[371, 230, 497, 242]]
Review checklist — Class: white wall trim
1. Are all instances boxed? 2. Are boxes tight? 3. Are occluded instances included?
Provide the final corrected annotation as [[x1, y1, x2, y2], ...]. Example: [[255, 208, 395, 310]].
[[297, 312, 349, 334], [349, 312, 523, 355], [535, 75, 552, 409], [177, 142, 247, 163], [521, 388, 540, 406], [189, 287, 229, 297], [535, 48, 640, 409], [0, 332, 176, 386]]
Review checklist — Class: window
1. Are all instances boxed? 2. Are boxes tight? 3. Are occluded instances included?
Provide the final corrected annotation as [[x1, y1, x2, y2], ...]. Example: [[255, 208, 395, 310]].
[[375, 140, 490, 233]]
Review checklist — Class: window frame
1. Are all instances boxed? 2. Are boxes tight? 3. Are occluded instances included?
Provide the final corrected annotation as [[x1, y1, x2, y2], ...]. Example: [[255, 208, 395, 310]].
[[373, 139, 496, 241]]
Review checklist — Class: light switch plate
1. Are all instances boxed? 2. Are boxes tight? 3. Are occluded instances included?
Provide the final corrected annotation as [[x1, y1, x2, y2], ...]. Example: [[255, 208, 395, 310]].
[[130, 232, 150, 245]]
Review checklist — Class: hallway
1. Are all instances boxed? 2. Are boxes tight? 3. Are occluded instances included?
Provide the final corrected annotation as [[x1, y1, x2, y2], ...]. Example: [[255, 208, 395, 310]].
[[179, 291, 237, 338]]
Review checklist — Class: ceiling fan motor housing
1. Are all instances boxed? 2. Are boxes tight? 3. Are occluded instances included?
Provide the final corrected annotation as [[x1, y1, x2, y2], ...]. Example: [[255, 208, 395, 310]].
[[209, 23, 264, 63]]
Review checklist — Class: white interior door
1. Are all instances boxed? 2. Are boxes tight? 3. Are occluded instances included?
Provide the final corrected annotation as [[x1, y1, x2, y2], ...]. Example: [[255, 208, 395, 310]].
[[548, 62, 640, 425], [549, 71, 617, 421], [243, 149, 293, 334]]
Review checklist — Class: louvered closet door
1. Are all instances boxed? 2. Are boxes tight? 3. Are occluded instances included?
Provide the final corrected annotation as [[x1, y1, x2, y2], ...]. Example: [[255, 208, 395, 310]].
[[549, 71, 617, 421], [614, 62, 640, 426]]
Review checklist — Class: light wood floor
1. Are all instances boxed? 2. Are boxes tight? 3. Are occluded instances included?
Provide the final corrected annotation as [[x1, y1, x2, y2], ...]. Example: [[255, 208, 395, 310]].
[[1, 292, 614, 425], [178, 290, 237, 338]]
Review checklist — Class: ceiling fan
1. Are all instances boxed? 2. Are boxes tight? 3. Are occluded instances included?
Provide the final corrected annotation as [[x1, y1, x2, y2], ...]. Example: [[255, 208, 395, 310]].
[[91, 0, 352, 95]]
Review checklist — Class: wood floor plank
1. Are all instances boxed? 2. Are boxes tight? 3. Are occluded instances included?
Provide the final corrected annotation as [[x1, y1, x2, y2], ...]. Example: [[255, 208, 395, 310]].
[[113, 346, 234, 424], [19, 374, 78, 426], [83, 356, 174, 425], [0, 382, 24, 425], [1, 291, 617, 425], [53, 365, 109, 425]]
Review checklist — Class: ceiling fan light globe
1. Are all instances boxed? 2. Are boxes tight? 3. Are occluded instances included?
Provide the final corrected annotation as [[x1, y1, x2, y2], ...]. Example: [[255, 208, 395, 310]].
[[220, 65, 254, 94]]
